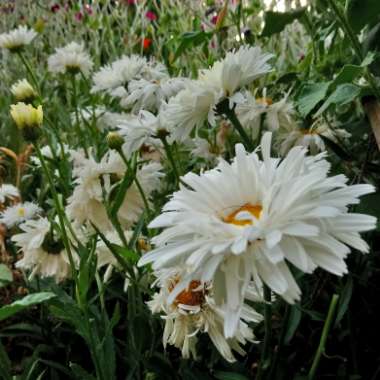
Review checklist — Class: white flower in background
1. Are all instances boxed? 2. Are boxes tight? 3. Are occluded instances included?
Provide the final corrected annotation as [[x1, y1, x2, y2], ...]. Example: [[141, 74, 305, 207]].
[[162, 82, 219, 143], [148, 268, 260, 362], [0, 184, 19, 204], [11, 79, 37, 102], [0, 25, 37, 51], [116, 110, 162, 157], [121, 77, 189, 113], [139, 132, 376, 337], [278, 118, 351, 155], [199, 46, 273, 97], [188, 137, 220, 164], [48, 42, 93, 75], [91, 55, 148, 98], [30, 143, 70, 165], [0, 202, 41, 228], [236, 91, 295, 139], [117, 162, 164, 226], [96, 230, 133, 287], [12, 217, 71, 283], [66, 151, 114, 231], [67, 150, 163, 229]]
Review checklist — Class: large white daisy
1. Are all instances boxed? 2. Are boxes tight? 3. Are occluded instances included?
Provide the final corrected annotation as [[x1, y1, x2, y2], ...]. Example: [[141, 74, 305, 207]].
[[139, 132, 376, 337]]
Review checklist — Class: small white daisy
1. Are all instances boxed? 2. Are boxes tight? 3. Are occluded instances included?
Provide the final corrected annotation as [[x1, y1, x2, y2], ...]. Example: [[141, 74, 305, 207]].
[[0, 184, 19, 205], [0, 25, 37, 51], [48, 42, 93, 76], [0, 202, 41, 228]]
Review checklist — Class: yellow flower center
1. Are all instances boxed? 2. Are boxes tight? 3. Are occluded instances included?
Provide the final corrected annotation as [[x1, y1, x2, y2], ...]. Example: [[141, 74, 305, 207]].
[[256, 97, 273, 106], [170, 279, 206, 307], [17, 207, 26, 217], [223, 203, 262, 226]]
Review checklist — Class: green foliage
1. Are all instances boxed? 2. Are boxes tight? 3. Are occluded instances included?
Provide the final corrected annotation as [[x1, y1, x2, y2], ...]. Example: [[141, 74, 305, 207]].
[[261, 8, 306, 37], [0, 292, 56, 321], [346, 0, 380, 32]]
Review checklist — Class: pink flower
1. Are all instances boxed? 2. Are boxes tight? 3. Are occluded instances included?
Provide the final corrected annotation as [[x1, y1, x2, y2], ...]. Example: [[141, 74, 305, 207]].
[[75, 11, 83, 21], [145, 10, 157, 21], [84, 4, 93, 15], [211, 15, 218, 24]]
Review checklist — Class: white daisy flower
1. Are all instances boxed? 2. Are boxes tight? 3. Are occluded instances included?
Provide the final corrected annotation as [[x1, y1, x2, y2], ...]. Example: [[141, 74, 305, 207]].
[[116, 110, 162, 158], [91, 55, 148, 97], [139, 132, 376, 337], [12, 217, 71, 283], [48, 41, 93, 76], [148, 268, 260, 362], [0, 184, 19, 204], [11, 79, 37, 102], [67, 150, 163, 229], [121, 77, 189, 113], [0, 25, 37, 51], [278, 118, 351, 155], [161, 81, 219, 143], [0, 202, 41, 228], [199, 46, 273, 98], [236, 91, 295, 139]]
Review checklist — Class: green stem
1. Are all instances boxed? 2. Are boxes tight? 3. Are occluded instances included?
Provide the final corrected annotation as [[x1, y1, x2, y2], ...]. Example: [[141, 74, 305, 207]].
[[118, 150, 152, 219], [326, 0, 380, 100], [257, 285, 272, 380], [308, 294, 339, 380], [17, 51, 40, 94], [159, 135, 181, 187], [215, 98, 254, 151], [70, 74, 89, 156], [34, 143, 77, 280]]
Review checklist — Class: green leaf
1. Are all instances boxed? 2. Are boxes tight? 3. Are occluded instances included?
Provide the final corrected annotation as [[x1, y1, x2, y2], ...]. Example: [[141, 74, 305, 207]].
[[284, 306, 302, 344], [173, 31, 213, 62], [346, 0, 380, 32], [69, 363, 96, 380], [335, 277, 353, 326], [332, 64, 363, 87], [214, 372, 249, 380], [0, 292, 56, 322], [261, 8, 306, 37], [0, 264, 13, 288], [295, 82, 331, 117], [0, 341, 11, 380], [315, 84, 361, 116]]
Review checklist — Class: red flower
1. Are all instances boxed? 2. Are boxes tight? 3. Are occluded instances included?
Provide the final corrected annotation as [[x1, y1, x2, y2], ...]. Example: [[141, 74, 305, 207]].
[[75, 11, 83, 21], [51, 3, 60, 12], [143, 38, 152, 50], [145, 10, 157, 21]]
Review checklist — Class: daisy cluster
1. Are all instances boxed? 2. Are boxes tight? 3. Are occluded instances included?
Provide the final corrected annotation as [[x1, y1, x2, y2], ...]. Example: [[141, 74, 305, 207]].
[[0, 20, 376, 366]]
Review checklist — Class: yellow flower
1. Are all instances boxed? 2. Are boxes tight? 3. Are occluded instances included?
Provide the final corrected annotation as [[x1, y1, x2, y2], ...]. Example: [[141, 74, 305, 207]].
[[11, 79, 37, 102], [10, 102, 43, 130], [10, 103, 43, 142]]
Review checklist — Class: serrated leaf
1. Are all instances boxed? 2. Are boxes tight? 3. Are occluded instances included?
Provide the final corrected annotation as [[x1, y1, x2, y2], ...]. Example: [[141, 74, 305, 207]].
[[261, 8, 306, 37], [295, 82, 331, 117], [316, 84, 361, 116], [0, 292, 56, 322]]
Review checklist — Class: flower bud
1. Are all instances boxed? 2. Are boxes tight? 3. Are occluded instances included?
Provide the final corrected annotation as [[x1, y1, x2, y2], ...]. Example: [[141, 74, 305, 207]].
[[106, 132, 124, 150], [11, 79, 37, 103], [10, 102, 43, 142]]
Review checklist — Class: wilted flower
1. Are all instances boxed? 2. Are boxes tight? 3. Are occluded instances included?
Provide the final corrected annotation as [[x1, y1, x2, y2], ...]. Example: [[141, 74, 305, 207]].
[[0, 184, 19, 205]]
